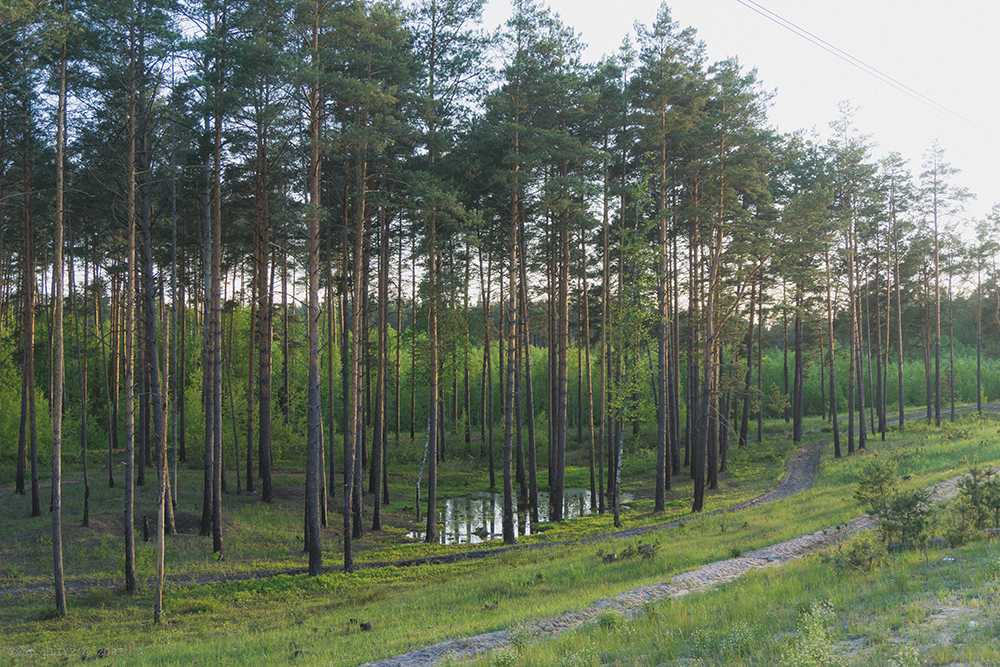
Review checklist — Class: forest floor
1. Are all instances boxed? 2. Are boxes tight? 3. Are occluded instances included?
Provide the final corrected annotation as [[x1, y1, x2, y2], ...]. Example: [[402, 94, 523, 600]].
[[0, 414, 808, 599], [3, 407, 998, 666], [0, 423, 826, 602]]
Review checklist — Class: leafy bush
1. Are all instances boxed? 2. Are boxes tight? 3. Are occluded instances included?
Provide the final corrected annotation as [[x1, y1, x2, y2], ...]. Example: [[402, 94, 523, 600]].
[[492, 648, 519, 667], [854, 458, 934, 549], [687, 627, 712, 657], [560, 647, 597, 667], [957, 466, 992, 528], [0, 564, 23, 585]]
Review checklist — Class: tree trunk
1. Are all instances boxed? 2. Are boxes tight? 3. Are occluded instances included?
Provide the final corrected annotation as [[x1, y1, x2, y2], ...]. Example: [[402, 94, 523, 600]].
[[793, 305, 804, 442], [893, 204, 905, 431], [342, 183, 356, 572], [739, 282, 755, 448], [97, 276, 115, 488], [581, 228, 598, 510], [124, 41, 138, 592], [464, 254, 472, 446], [395, 233, 403, 442], [17, 96, 37, 510], [826, 251, 841, 458], [199, 149, 214, 538], [410, 252, 416, 440], [179, 282, 186, 465], [70, 247, 90, 527], [51, 35, 67, 616], [517, 224, 538, 517], [371, 204, 388, 530], [425, 203, 439, 542], [502, 216, 517, 545], [655, 147, 669, 511], [480, 249, 495, 490]]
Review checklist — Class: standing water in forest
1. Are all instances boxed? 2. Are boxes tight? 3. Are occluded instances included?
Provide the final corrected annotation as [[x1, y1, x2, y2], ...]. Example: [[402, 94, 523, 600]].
[[407, 489, 633, 544]]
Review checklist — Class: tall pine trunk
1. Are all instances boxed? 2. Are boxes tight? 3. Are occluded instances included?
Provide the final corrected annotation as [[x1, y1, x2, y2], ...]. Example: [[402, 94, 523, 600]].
[[826, 251, 841, 458], [124, 35, 138, 591], [51, 31, 67, 616]]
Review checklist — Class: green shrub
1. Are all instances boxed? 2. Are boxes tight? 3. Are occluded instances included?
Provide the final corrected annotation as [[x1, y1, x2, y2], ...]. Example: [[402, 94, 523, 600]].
[[880, 488, 932, 548], [832, 532, 887, 573], [0, 564, 23, 585], [957, 466, 993, 529], [936, 466, 1000, 547], [492, 648, 519, 667], [987, 478, 1000, 529], [560, 647, 597, 667], [938, 502, 980, 548], [854, 457, 898, 516], [941, 421, 973, 441], [955, 466, 1000, 531], [619, 540, 659, 561]]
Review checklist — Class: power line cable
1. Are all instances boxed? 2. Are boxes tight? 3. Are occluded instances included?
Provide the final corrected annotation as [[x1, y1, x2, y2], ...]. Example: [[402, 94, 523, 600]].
[[736, 0, 996, 137]]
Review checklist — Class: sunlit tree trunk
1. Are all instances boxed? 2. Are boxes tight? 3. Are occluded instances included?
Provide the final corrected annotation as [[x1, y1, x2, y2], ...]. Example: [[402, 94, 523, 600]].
[[304, 6, 323, 575], [826, 250, 841, 458], [124, 23, 138, 591], [17, 97, 37, 510], [51, 24, 68, 616]]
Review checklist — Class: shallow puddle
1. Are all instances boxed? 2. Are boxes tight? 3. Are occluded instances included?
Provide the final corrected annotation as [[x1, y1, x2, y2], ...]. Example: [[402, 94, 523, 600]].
[[406, 488, 632, 544]]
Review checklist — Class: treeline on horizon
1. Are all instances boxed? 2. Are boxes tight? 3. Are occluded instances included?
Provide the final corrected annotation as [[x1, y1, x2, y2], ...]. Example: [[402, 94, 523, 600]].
[[3, 0, 1000, 613]]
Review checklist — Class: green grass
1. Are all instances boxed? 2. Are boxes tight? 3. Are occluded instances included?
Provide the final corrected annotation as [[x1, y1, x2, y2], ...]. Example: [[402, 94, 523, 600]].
[[3, 411, 1000, 665], [455, 412, 1000, 667], [458, 537, 1000, 667]]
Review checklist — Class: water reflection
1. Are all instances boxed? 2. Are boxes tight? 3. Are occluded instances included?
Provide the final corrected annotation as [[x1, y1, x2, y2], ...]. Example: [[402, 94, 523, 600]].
[[406, 488, 632, 545]]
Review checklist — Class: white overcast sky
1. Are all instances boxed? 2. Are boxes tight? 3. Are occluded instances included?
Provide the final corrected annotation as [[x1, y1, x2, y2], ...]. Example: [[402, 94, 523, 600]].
[[481, 0, 1000, 227]]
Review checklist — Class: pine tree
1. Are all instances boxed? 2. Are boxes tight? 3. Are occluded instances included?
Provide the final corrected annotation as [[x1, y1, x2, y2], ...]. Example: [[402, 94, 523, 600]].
[[632, 3, 704, 511], [919, 140, 972, 427], [410, 0, 490, 541], [50, 0, 69, 617], [690, 58, 774, 511]]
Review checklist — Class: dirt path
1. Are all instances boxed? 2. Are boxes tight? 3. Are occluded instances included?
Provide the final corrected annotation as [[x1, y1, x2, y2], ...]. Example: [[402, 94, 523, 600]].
[[359, 443, 973, 667]]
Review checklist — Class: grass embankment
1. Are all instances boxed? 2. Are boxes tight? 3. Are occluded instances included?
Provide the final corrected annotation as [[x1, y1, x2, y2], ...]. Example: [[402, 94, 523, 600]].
[[2, 414, 999, 665], [461, 541, 1000, 667], [462, 415, 1000, 667]]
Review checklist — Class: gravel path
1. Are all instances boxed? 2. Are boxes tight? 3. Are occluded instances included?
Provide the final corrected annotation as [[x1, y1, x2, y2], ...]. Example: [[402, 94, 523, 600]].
[[360, 443, 972, 667]]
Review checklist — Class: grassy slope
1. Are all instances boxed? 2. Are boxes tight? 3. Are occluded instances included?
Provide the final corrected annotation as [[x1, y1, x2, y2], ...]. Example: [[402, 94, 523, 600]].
[[465, 415, 1000, 667], [2, 414, 999, 666]]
